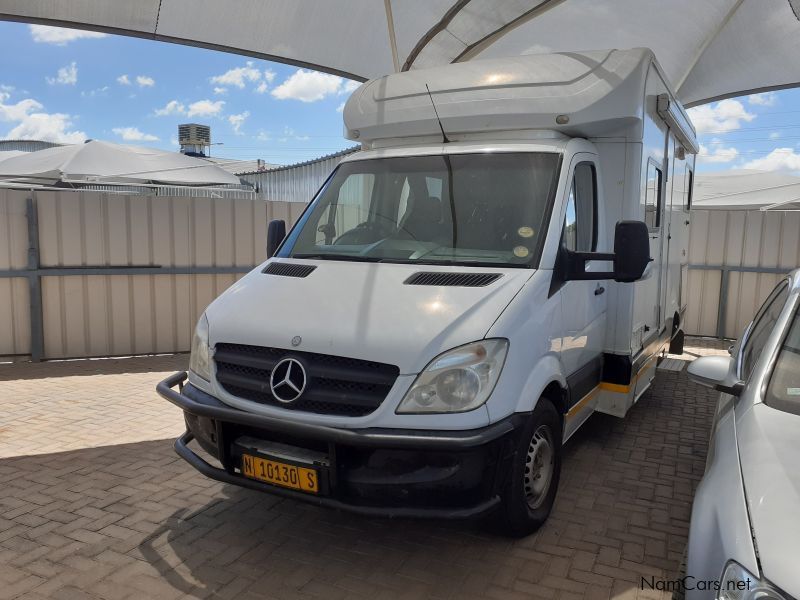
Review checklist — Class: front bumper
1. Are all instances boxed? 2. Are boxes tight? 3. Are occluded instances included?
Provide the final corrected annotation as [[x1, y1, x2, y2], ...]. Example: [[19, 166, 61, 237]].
[[157, 371, 522, 519]]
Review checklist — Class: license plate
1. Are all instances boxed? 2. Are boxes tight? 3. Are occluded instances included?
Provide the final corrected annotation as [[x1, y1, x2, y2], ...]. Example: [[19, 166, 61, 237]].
[[241, 453, 319, 494]]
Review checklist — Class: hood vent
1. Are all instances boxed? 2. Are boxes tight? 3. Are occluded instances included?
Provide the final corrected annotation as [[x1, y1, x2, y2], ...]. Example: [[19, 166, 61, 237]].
[[263, 262, 317, 278], [404, 272, 502, 287]]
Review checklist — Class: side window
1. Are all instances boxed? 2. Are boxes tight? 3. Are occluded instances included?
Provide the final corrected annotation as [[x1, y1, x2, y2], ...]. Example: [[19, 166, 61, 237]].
[[740, 281, 789, 379], [645, 160, 663, 229], [685, 166, 694, 211], [562, 162, 596, 252]]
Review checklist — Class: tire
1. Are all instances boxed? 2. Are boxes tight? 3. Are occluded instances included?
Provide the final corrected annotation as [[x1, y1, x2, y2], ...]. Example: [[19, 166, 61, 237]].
[[495, 398, 562, 537]]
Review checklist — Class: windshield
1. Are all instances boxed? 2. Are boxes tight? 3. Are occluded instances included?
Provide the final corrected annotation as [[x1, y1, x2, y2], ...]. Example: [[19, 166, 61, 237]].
[[765, 304, 800, 415], [278, 152, 561, 268]]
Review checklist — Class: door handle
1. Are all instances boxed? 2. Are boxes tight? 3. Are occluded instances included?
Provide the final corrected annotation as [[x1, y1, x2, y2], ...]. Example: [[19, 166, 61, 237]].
[[594, 286, 605, 296]]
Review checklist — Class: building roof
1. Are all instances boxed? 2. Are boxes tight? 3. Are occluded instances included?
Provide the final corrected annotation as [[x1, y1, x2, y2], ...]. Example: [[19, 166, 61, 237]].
[[236, 146, 359, 176], [694, 170, 800, 211]]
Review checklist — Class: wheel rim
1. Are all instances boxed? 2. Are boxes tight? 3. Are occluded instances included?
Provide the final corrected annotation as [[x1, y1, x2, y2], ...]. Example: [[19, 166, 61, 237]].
[[524, 424, 554, 510]]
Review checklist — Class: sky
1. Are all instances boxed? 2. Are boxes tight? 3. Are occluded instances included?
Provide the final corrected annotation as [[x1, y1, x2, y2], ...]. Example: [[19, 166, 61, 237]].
[[2, 21, 800, 172], [0, 22, 358, 166]]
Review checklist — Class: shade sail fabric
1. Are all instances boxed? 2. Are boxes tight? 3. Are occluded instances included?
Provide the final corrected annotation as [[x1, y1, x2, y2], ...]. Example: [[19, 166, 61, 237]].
[[694, 170, 800, 210], [0, 140, 242, 186], [2, 0, 800, 106]]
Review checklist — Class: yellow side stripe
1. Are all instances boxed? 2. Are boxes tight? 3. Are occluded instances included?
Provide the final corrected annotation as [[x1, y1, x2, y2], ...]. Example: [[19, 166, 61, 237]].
[[565, 354, 660, 419], [566, 386, 599, 419], [596, 355, 659, 396]]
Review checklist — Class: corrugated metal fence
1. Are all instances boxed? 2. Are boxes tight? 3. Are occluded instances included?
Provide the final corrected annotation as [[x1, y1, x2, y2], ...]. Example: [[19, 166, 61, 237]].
[[684, 209, 800, 339], [0, 188, 306, 360], [240, 147, 357, 203]]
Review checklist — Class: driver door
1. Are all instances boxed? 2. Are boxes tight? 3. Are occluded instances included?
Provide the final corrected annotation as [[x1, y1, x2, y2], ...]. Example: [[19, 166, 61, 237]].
[[559, 157, 606, 437]]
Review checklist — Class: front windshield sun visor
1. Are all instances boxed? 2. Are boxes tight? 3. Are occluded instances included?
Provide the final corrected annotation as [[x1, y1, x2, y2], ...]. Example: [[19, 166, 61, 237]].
[[278, 152, 563, 269]]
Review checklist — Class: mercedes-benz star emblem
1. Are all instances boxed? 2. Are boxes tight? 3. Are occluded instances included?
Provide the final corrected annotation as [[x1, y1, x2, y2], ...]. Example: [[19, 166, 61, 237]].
[[270, 358, 307, 403], [291, 336, 302, 347]]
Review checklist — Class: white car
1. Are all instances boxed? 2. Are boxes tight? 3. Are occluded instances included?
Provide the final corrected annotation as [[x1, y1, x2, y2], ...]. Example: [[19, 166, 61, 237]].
[[686, 271, 800, 600]]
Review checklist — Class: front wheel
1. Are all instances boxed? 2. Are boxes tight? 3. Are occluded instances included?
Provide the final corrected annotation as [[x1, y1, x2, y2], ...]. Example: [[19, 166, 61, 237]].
[[495, 399, 562, 537]]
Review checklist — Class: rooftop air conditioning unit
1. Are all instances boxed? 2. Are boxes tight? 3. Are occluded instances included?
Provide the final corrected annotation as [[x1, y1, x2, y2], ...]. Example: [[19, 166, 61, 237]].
[[178, 123, 211, 156]]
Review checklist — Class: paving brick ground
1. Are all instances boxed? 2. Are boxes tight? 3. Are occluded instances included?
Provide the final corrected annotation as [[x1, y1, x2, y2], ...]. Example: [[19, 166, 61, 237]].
[[0, 339, 727, 600]]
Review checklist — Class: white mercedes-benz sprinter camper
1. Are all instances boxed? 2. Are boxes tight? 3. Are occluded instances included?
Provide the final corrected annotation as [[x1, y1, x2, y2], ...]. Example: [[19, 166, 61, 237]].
[[159, 48, 697, 535]]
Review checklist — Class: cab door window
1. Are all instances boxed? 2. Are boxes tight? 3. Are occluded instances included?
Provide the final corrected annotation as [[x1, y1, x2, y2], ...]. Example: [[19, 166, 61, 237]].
[[562, 162, 597, 252]]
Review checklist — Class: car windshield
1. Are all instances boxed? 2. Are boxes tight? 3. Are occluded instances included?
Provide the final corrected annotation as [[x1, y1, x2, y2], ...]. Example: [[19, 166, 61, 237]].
[[765, 305, 800, 415], [278, 152, 561, 268]]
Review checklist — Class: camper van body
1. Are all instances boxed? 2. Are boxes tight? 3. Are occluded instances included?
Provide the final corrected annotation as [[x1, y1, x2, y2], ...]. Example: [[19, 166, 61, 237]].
[[159, 48, 697, 533]]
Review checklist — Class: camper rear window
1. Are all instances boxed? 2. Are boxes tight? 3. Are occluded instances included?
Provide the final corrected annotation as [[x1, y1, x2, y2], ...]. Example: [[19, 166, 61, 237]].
[[645, 161, 662, 229], [279, 152, 562, 268]]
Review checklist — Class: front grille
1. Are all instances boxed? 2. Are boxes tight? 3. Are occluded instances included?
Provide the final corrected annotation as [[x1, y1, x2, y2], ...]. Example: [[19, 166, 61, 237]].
[[214, 343, 399, 417]]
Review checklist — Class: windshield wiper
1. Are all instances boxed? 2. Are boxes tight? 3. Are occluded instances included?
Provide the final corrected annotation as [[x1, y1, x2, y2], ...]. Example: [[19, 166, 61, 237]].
[[292, 253, 382, 263], [378, 258, 530, 269]]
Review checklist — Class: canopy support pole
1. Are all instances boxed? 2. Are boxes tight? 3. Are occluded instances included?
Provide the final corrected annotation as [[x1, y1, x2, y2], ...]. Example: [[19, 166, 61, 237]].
[[383, 0, 401, 72], [454, 0, 566, 63], [675, 0, 746, 94]]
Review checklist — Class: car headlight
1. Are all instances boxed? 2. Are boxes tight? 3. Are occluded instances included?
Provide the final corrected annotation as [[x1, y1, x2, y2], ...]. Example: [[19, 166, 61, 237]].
[[396, 339, 508, 414], [189, 313, 211, 381], [717, 562, 788, 600]]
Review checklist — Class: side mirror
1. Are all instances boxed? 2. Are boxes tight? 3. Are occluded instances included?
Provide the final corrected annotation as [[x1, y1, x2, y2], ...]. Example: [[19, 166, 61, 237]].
[[561, 220, 652, 283], [611, 221, 651, 283], [687, 355, 744, 396], [266, 219, 286, 258]]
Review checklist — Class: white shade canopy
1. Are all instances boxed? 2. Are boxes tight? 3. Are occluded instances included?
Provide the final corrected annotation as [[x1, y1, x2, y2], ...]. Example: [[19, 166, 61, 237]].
[[0, 140, 242, 186], [694, 170, 800, 211], [2, 0, 800, 106]]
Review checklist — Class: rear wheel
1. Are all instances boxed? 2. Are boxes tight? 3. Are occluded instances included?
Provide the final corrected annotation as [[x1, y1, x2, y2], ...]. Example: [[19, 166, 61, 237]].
[[495, 398, 562, 537]]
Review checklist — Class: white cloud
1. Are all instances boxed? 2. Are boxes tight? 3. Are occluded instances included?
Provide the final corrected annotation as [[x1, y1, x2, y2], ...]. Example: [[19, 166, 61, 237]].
[[339, 80, 360, 95], [213, 87, 228, 95], [1, 95, 85, 143], [81, 86, 109, 98], [117, 74, 131, 86], [271, 69, 344, 102], [770, 131, 781, 140], [29, 25, 107, 45], [279, 126, 309, 142], [154, 100, 186, 116], [254, 70, 277, 94], [255, 130, 271, 142], [0, 98, 44, 122], [698, 142, 739, 164], [228, 111, 250, 134], [47, 62, 78, 86], [112, 127, 159, 142], [743, 148, 800, 172], [687, 99, 755, 134], [336, 101, 345, 112], [136, 75, 155, 88], [187, 99, 225, 118], [748, 92, 777, 107], [211, 62, 262, 89]]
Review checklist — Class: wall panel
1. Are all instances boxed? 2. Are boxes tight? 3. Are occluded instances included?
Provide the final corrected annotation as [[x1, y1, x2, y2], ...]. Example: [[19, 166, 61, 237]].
[[685, 208, 799, 339]]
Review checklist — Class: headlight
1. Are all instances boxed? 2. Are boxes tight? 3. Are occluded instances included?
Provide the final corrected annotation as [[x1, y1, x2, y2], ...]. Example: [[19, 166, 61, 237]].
[[189, 313, 211, 381], [717, 562, 788, 600], [396, 339, 508, 414]]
